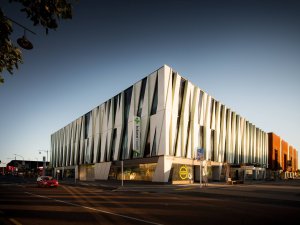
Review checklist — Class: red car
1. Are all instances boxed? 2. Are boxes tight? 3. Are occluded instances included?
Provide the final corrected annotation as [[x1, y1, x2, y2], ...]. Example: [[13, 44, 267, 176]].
[[37, 176, 59, 188]]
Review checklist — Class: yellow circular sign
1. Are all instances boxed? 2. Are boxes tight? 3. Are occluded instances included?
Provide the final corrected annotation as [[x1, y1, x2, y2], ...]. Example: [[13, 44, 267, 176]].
[[179, 165, 189, 180]]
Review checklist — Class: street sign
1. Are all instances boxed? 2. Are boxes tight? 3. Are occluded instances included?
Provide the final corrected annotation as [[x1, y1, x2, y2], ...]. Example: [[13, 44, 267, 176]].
[[196, 148, 205, 161]]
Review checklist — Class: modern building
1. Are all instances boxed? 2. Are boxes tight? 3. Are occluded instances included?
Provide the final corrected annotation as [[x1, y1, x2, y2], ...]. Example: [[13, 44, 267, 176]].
[[51, 65, 274, 183], [268, 132, 298, 178]]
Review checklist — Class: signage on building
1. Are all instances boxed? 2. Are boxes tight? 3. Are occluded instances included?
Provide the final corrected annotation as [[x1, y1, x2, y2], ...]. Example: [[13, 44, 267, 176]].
[[133, 116, 141, 155], [179, 165, 193, 180], [179, 165, 189, 179]]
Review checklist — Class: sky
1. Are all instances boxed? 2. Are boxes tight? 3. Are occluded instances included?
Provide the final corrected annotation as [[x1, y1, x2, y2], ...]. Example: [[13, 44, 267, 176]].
[[0, 0, 299, 167]]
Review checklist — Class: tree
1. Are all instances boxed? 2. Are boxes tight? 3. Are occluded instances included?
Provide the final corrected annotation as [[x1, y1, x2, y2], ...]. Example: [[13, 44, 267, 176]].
[[0, 0, 73, 84]]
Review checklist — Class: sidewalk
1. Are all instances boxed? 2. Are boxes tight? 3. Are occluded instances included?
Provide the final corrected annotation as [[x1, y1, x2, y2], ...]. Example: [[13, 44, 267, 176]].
[[59, 178, 300, 192], [59, 179, 173, 190]]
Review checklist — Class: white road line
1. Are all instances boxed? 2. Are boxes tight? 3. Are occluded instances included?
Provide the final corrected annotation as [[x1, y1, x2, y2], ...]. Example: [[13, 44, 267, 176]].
[[1, 208, 23, 225], [9, 218, 23, 225], [24, 191, 163, 225]]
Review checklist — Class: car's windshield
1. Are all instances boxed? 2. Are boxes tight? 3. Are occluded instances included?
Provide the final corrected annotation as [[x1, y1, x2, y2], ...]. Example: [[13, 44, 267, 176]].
[[42, 176, 54, 180]]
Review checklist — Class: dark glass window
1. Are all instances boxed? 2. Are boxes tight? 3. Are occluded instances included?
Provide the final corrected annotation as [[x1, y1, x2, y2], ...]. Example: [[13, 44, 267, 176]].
[[97, 137, 101, 163], [84, 111, 91, 139], [150, 76, 158, 115], [185, 96, 191, 157], [210, 99, 215, 129], [120, 128, 128, 160], [113, 95, 118, 125], [76, 129, 81, 164], [137, 77, 147, 117], [144, 125, 151, 157], [151, 130, 157, 156], [185, 116, 191, 157], [172, 72, 176, 87], [211, 130, 214, 161], [107, 100, 111, 121], [118, 93, 122, 108], [173, 116, 180, 155], [119, 87, 133, 160], [178, 78, 186, 116], [124, 87, 132, 121], [174, 78, 186, 155], [103, 139, 107, 162], [129, 135, 134, 158], [172, 72, 177, 103], [220, 105, 224, 121], [110, 129, 117, 161], [199, 126, 204, 149], [198, 90, 204, 124]]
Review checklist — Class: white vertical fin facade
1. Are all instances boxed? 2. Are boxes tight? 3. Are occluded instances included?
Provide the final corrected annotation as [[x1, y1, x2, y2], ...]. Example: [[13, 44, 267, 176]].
[[51, 65, 268, 168]]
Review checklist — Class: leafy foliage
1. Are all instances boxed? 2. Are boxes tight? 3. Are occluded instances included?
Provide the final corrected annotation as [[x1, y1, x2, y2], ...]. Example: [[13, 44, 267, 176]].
[[0, 0, 73, 84], [0, 9, 22, 83]]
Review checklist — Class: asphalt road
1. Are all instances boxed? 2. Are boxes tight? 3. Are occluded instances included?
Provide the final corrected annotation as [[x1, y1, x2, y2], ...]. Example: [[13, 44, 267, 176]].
[[0, 176, 299, 225]]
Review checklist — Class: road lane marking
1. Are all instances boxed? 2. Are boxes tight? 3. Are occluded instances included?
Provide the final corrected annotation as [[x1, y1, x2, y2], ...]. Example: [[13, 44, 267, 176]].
[[24, 191, 163, 225], [175, 187, 196, 191], [1, 209, 22, 225], [9, 218, 22, 225]]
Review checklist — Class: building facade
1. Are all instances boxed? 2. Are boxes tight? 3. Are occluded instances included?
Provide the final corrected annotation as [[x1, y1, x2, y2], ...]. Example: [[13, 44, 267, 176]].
[[268, 132, 298, 178], [51, 65, 271, 183]]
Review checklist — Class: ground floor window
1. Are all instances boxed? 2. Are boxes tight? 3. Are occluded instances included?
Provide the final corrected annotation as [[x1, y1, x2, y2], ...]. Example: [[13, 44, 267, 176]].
[[108, 163, 157, 181], [169, 164, 194, 183], [64, 169, 75, 179]]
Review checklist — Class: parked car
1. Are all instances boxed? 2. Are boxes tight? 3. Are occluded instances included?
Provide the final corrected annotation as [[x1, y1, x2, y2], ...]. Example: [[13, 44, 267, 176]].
[[37, 176, 59, 188]]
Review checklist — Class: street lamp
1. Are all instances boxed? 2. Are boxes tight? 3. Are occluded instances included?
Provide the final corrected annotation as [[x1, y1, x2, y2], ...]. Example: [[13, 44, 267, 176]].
[[3, 16, 36, 50], [39, 150, 49, 162], [39, 150, 50, 176], [14, 154, 24, 161]]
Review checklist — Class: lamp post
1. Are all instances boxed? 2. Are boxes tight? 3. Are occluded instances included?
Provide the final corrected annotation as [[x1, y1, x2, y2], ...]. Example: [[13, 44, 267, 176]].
[[196, 148, 205, 188], [39, 150, 49, 162], [3, 16, 36, 50], [35, 157, 38, 176], [38, 150, 50, 176], [14, 154, 24, 161]]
